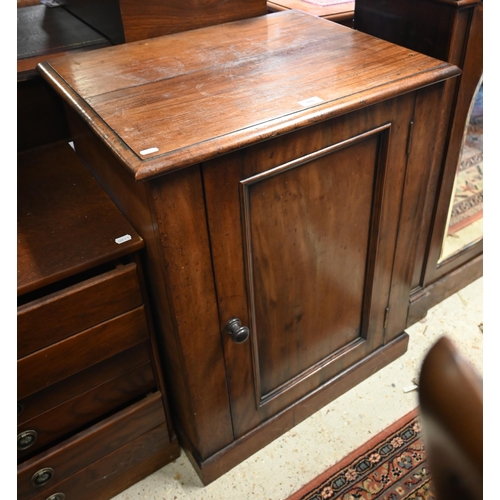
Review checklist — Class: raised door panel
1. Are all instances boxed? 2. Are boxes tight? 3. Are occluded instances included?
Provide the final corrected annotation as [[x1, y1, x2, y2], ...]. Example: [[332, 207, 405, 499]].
[[203, 96, 414, 438], [242, 134, 380, 400]]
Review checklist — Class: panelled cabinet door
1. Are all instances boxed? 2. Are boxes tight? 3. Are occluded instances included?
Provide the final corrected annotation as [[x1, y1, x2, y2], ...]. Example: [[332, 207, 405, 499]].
[[203, 95, 415, 438]]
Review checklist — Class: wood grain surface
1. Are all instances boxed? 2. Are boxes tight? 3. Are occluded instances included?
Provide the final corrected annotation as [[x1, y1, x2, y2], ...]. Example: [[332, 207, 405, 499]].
[[32, 8, 462, 484], [17, 393, 166, 500], [17, 361, 155, 462], [18, 263, 143, 357], [17, 142, 143, 295], [120, 0, 266, 42], [27, 423, 175, 500], [38, 10, 460, 180], [17, 342, 151, 425], [18, 306, 150, 398], [202, 93, 415, 438]]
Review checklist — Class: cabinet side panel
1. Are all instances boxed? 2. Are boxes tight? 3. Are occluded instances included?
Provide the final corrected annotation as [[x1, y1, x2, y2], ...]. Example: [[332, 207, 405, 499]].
[[148, 168, 235, 459], [17, 77, 71, 152], [387, 82, 448, 339], [354, 0, 457, 62], [410, 77, 459, 290], [67, 109, 233, 458], [421, 2, 483, 287]]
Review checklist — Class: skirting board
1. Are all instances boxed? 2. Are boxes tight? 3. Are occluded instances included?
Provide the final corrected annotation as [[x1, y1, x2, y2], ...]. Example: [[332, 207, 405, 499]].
[[175, 332, 409, 485], [407, 254, 482, 327]]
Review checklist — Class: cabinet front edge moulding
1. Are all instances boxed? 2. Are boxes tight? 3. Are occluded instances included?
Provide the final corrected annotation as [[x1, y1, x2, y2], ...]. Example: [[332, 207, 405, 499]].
[[37, 11, 459, 181]]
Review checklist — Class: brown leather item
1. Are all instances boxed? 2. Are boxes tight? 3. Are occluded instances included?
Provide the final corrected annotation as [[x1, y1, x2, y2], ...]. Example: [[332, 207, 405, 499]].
[[418, 336, 483, 500]]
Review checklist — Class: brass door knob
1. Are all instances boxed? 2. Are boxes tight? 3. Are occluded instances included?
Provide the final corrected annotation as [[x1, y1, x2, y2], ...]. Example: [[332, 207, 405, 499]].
[[225, 317, 250, 344]]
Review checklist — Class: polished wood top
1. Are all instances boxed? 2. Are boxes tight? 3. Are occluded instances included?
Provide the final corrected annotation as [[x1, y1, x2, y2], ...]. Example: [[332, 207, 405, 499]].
[[18, 142, 143, 296], [38, 10, 460, 181]]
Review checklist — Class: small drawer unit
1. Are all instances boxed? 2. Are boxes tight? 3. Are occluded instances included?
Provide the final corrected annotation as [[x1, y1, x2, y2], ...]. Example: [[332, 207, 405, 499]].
[[17, 141, 180, 498], [17, 393, 171, 500]]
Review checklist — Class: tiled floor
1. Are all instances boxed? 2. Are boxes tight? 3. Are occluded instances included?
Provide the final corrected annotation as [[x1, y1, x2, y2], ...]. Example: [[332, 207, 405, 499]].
[[112, 277, 483, 500]]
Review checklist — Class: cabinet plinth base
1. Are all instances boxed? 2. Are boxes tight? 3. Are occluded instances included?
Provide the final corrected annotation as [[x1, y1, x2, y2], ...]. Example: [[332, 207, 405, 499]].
[[178, 332, 409, 486]]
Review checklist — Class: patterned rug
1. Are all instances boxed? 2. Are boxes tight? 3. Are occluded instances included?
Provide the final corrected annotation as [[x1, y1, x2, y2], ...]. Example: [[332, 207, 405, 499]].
[[287, 408, 434, 500], [448, 83, 483, 234]]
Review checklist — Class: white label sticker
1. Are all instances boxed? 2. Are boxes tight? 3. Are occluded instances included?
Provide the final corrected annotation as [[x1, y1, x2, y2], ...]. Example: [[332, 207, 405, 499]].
[[298, 96, 325, 107], [140, 147, 159, 156], [115, 234, 132, 244]]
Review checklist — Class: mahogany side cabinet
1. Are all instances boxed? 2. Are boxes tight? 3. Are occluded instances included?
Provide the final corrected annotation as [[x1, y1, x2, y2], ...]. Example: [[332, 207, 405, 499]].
[[37, 11, 460, 484]]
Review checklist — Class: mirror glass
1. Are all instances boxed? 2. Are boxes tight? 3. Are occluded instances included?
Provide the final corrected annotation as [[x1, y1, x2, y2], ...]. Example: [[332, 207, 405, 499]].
[[439, 78, 483, 262]]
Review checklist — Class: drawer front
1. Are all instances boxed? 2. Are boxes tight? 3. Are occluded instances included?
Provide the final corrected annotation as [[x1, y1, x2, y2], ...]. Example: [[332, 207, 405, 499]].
[[17, 393, 167, 500], [18, 262, 143, 358], [18, 306, 149, 400], [18, 342, 152, 425], [29, 424, 173, 500], [18, 361, 156, 462]]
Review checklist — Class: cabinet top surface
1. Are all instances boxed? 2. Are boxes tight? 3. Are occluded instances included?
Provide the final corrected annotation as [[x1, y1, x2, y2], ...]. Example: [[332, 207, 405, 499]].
[[17, 142, 144, 296], [38, 10, 459, 181]]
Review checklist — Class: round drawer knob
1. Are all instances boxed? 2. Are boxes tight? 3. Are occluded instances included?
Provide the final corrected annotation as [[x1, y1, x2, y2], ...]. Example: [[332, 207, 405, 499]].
[[17, 430, 37, 450], [31, 467, 54, 487], [225, 317, 250, 344], [46, 493, 65, 500]]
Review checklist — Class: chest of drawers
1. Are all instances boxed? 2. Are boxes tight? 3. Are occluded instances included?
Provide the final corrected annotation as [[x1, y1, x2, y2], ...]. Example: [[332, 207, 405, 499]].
[[17, 141, 179, 500]]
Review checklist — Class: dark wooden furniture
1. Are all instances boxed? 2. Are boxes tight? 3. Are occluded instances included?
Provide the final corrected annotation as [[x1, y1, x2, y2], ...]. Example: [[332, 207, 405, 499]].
[[17, 141, 180, 500], [37, 10, 459, 485], [57, 0, 267, 43], [418, 336, 483, 500], [354, 0, 483, 326], [16, 0, 269, 152], [17, 2, 115, 154], [17, 3, 112, 80], [17, 0, 267, 149], [267, 0, 355, 27]]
